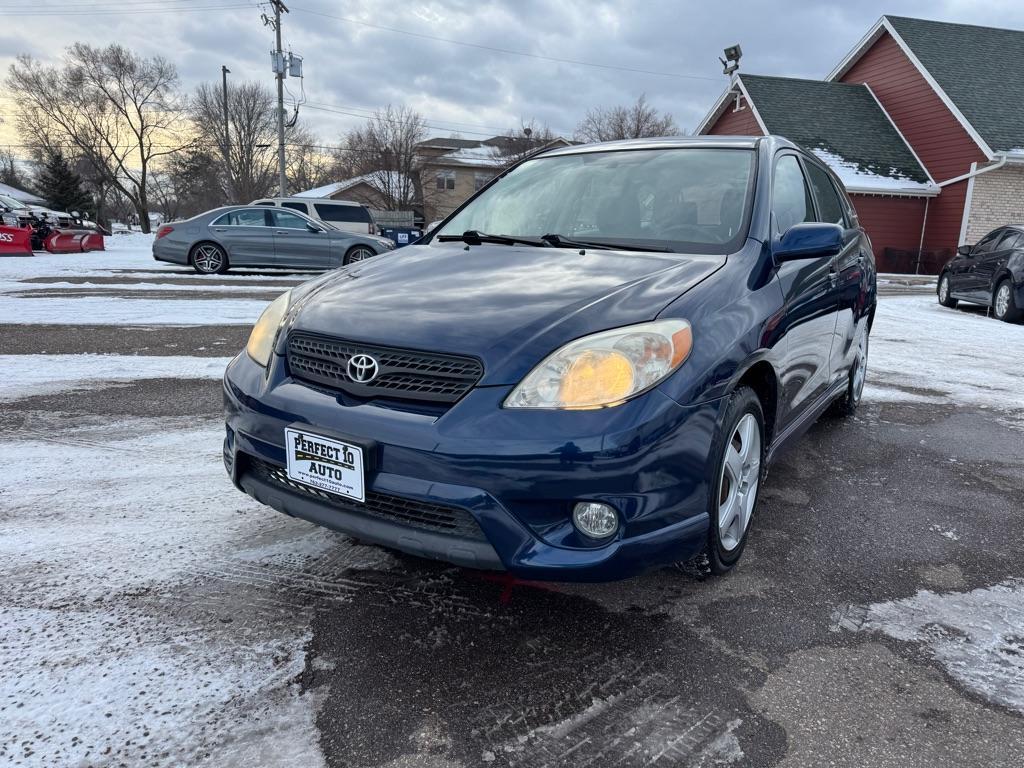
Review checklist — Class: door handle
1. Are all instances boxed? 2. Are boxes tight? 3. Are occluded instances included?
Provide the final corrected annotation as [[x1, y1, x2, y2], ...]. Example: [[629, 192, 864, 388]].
[[275, 230, 288, 235]]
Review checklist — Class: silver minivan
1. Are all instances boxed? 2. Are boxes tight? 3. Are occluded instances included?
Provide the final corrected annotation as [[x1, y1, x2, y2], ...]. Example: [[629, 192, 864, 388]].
[[250, 197, 377, 235]]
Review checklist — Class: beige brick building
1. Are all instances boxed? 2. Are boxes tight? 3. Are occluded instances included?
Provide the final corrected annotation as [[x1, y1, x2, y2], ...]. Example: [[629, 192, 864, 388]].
[[962, 162, 1024, 245]]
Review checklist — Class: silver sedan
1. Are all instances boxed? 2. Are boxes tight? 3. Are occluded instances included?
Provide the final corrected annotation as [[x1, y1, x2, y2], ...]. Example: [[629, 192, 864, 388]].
[[152, 205, 395, 274]]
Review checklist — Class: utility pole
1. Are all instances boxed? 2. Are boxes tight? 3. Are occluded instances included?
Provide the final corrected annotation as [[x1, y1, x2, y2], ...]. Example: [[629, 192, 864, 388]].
[[267, 0, 289, 197], [221, 65, 232, 200]]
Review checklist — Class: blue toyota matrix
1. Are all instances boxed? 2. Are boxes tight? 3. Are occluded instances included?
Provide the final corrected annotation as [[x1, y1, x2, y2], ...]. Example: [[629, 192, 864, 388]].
[[223, 136, 876, 581]]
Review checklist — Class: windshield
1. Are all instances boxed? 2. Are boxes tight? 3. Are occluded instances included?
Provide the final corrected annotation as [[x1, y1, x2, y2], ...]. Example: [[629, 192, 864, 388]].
[[0, 194, 25, 209], [436, 147, 755, 254]]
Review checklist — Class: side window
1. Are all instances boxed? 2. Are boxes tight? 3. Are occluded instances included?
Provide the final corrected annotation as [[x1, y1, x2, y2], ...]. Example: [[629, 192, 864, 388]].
[[282, 201, 309, 214], [973, 230, 1003, 254], [805, 163, 846, 226], [474, 172, 493, 191], [272, 210, 310, 230], [253, 201, 275, 206], [995, 230, 1021, 251], [772, 155, 814, 235], [215, 209, 267, 226], [314, 203, 371, 223]]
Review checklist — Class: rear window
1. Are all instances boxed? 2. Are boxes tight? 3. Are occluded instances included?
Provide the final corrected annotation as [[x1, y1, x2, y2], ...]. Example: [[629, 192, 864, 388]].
[[314, 203, 372, 223]]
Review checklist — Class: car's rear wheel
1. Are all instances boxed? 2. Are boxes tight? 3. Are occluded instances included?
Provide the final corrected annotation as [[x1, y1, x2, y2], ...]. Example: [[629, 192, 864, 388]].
[[938, 273, 957, 308], [831, 330, 868, 417], [678, 386, 764, 576], [344, 245, 375, 265], [191, 242, 228, 274], [993, 279, 1022, 323]]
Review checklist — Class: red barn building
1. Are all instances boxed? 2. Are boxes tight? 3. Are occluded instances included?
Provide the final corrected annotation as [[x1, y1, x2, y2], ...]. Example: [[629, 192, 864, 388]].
[[697, 16, 1024, 273]]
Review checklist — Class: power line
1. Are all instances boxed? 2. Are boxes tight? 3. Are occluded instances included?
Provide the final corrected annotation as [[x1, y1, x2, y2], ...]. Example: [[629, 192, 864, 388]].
[[288, 5, 720, 82], [2, 2, 252, 16]]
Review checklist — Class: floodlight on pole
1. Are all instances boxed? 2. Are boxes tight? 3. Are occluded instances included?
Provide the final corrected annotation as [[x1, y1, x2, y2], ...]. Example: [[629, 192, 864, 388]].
[[720, 44, 742, 76]]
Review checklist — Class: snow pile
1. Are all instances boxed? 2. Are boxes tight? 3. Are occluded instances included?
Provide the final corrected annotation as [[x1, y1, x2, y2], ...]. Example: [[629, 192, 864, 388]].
[[836, 580, 1024, 714], [0, 419, 329, 766], [865, 295, 1024, 414], [811, 148, 936, 194], [1, 354, 233, 401]]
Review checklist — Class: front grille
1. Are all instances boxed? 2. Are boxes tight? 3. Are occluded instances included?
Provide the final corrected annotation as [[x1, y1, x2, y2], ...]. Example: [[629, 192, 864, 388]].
[[287, 332, 483, 403], [247, 456, 486, 540]]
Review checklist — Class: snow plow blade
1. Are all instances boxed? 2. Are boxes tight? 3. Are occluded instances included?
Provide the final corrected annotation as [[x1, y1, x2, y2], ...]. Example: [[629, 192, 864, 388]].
[[82, 232, 105, 251], [44, 231, 86, 253], [0, 226, 33, 256]]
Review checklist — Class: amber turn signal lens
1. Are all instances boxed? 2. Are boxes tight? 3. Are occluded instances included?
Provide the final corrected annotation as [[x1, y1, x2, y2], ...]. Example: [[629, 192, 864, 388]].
[[671, 325, 693, 367]]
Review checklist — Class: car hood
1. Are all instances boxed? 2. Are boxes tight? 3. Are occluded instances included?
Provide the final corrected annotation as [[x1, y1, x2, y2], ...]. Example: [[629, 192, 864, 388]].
[[288, 243, 725, 385]]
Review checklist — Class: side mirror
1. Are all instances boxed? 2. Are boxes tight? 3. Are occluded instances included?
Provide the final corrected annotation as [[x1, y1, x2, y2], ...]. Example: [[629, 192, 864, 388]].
[[773, 222, 844, 262], [306, 222, 324, 233], [957, 244, 972, 256]]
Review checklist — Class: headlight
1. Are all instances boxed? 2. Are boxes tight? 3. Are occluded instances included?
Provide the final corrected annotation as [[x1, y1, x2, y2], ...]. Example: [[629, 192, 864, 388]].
[[504, 319, 693, 410], [245, 290, 291, 367]]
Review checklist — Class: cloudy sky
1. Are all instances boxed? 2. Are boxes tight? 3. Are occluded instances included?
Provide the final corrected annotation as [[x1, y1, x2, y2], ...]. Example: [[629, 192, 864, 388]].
[[2, 0, 1023, 153]]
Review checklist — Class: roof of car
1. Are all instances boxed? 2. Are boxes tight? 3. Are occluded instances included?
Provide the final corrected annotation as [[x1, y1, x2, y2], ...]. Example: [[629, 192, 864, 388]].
[[538, 135, 768, 158], [253, 197, 364, 206]]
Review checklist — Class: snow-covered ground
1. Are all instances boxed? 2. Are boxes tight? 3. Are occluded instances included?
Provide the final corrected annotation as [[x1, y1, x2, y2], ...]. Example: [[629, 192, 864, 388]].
[[865, 295, 1024, 416], [1, 354, 233, 401]]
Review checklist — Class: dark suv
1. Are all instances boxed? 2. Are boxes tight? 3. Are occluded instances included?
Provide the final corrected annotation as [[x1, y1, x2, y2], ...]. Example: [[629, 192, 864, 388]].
[[938, 225, 1024, 323]]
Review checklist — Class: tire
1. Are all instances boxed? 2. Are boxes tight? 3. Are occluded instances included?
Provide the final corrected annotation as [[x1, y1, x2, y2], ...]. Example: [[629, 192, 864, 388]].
[[683, 386, 765, 576], [937, 273, 957, 308], [344, 245, 376, 265], [993, 279, 1023, 323], [831, 330, 868, 418], [191, 242, 228, 274]]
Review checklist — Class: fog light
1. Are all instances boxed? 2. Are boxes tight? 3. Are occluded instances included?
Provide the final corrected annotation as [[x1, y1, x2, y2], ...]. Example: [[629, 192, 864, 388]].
[[572, 502, 619, 539]]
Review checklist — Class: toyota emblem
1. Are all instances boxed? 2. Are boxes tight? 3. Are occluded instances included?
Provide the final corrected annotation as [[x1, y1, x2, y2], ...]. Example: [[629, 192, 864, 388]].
[[347, 353, 379, 383]]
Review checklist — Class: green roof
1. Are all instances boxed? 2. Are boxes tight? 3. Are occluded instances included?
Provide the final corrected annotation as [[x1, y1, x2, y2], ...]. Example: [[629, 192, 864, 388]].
[[739, 74, 931, 183], [886, 16, 1024, 153]]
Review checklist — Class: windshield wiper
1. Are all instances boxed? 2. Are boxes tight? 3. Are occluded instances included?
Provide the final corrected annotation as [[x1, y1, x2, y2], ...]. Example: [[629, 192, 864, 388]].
[[436, 230, 545, 247], [540, 233, 672, 253]]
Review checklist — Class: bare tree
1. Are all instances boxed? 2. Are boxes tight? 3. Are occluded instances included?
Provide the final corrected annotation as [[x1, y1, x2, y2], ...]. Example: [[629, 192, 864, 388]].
[[342, 105, 427, 209], [575, 94, 679, 143], [192, 80, 276, 202], [0, 147, 27, 190], [286, 124, 335, 193], [7, 44, 191, 233]]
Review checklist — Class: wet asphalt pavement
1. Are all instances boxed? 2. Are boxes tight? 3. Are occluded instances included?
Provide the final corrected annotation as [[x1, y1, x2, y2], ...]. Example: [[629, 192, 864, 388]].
[[2, 265, 1022, 767]]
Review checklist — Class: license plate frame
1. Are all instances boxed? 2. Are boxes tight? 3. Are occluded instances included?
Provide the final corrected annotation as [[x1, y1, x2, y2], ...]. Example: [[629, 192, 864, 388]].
[[284, 426, 367, 502]]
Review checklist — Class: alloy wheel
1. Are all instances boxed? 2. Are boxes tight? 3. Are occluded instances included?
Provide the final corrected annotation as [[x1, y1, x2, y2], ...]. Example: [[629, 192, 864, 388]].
[[348, 246, 374, 263], [995, 283, 1011, 319], [852, 332, 868, 401], [193, 244, 223, 273], [938, 276, 950, 303], [717, 413, 761, 551]]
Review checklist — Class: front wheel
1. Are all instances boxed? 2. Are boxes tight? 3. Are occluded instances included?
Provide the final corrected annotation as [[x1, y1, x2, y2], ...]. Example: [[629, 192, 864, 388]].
[[679, 387, 765, 576], [191, 242, 228, 274], [937, 273, 957, 308], [993, 279, 1023, 323], [344, 245, 376, 265]]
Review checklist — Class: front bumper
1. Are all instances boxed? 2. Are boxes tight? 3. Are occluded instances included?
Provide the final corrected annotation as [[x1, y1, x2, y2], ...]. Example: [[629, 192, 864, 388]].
[[224, 352, 723, 581]]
